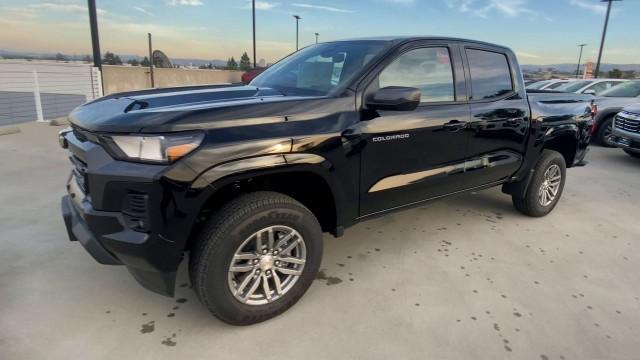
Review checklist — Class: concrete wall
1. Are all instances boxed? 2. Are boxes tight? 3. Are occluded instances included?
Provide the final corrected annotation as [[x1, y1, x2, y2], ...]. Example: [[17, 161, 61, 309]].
[[101, 65, 243, 95]]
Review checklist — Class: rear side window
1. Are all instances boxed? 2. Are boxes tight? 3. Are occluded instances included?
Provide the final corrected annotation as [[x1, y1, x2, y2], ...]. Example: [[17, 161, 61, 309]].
[[466, 49, 513, 100]]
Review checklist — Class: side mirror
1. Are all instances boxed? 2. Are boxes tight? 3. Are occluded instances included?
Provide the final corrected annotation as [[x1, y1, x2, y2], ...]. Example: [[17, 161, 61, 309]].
[[583, 89, 596, 95], [366, 86, 421, 111]]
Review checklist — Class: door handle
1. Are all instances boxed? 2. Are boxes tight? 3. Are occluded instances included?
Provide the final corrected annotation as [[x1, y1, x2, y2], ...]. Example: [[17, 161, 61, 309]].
[[443, 120, 466, 132]]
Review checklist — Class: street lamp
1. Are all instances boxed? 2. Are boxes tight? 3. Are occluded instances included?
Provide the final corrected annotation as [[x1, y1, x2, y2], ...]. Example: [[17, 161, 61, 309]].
[[315, 32, 319, 44], [252, 0, 256, 68], [575, 44, 587, 79], [293, 15, 301, 50], [87, 0, 101, 69], [594, 0, 622, 78]]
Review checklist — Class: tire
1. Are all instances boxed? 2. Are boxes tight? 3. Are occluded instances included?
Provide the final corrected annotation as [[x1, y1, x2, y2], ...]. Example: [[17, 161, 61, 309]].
[[624, 149, 640, 159], [512, 150, 567, 217], [189, 191, 323, 325], [596, 116, 615, 147]]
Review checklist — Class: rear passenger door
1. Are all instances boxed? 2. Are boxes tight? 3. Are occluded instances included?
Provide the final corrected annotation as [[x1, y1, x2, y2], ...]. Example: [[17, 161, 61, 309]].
[[461, 46, 530, 188]]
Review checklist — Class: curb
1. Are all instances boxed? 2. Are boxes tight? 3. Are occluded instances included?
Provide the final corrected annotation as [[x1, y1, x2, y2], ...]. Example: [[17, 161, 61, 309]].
[[0, 126, 21, 136]]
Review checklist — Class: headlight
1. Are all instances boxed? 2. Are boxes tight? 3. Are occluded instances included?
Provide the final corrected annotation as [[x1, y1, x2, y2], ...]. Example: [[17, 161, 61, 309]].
[[104, 132, 204, 163]]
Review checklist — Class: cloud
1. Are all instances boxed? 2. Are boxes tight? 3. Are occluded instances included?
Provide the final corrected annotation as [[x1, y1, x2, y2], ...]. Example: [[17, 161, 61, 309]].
[[1, 2, 106, 20], [447, 0, 534, 18], [381, 0, 416, 5], [516, 51, 541, 59], [242, 1, 280, 10], [569, 0, 607, 15], [167, 0, 203, 6], [130, 6, 153, 16], [291, 3, 354, 13]]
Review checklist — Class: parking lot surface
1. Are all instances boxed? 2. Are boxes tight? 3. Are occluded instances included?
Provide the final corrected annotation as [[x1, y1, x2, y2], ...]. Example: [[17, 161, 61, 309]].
[[1, 122, 639, 360]]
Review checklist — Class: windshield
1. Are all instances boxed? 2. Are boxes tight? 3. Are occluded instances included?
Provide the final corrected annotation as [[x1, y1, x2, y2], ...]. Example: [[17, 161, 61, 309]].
[[599, 81, 640, 97], [526, 81, 550, 90], [250, 41, 390, 96], [555, 80, 593, 92]]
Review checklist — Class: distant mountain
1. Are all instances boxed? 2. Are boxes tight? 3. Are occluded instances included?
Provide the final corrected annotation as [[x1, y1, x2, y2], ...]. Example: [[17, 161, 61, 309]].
[[0, 49, 227, 68], [521, 63, 640, 72]]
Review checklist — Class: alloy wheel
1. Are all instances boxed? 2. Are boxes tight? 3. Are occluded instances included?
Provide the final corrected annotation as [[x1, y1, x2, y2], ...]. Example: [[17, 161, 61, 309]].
[[538, 164, 562, 207], [227, 226, 306, 305]]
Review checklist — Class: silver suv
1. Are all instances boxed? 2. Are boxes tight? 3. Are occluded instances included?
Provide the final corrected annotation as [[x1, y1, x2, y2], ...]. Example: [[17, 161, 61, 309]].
[[610, 104, 640, 159]]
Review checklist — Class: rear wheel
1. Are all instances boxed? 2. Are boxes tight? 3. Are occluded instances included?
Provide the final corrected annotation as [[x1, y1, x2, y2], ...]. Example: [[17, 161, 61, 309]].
[[189, 191, 323, 325], [512, 150, 566, 217], [596, 116, 615, 147]]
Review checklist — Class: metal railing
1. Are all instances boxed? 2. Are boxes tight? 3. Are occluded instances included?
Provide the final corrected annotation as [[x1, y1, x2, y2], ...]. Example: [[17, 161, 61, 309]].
[[0, 61, 102, 126]]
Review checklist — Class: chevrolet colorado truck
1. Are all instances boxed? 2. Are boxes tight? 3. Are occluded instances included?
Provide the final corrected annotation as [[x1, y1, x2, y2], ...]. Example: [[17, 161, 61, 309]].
[[60, 37, 594, 325]]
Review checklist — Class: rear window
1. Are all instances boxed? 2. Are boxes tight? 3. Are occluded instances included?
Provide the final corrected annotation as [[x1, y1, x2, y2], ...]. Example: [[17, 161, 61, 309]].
[[466, 49, 513, 100], [556, 80, 592, 92], [526, 81, 550, 90]]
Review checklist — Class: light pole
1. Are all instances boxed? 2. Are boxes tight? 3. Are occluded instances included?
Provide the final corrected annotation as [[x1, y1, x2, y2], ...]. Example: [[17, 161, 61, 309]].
[[315, 32, 319, 44], [594, 0, 622, 78], [148, 33, 154, 88], [252, 0, 256, 68], [575, 44, 587, 78], [293, 15, 301, 50], [87, 0, 101, 69]]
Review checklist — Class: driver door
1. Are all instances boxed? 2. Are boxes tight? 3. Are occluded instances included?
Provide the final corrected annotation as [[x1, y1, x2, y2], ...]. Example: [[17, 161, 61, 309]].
[[356, 42, 472, 216]]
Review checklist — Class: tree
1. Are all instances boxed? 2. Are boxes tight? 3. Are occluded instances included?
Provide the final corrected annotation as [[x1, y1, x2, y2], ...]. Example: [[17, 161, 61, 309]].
[[140, 56, 151, 67], [239, 52, 251, 71], [608, 68, 623, 79], [226, 57, 238, 70], [622, 70, 637, 79], [55, 53, 68, 61], [103, 51, 123, 65], [127, 59, 140, 66]]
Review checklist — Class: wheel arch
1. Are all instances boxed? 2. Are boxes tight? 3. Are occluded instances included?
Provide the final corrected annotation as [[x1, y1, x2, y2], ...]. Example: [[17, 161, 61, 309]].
[[185, 154, 343, 251], [542, 127, 578, 167]]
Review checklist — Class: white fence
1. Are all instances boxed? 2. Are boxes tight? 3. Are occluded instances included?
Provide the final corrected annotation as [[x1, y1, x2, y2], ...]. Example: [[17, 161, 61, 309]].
[[0, 60, 102, 125]]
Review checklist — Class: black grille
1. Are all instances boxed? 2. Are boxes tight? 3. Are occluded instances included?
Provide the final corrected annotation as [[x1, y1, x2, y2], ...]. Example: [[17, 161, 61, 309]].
[[69, 155, 89, 194], [615, 112, 640, 134]]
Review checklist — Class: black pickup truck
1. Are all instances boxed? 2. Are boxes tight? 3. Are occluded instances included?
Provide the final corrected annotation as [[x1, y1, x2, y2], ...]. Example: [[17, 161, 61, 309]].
[[60, 37, 594, 325]]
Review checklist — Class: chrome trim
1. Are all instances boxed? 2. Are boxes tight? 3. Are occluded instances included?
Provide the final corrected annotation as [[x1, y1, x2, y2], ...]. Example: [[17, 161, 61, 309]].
[[368, 152, 520, 193]]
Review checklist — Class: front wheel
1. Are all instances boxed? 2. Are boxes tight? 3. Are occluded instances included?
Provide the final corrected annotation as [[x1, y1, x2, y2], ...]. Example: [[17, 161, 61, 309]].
[[189, 191, 323, 325], [596, 116, 615, 147], [512, 150, 567, 217]]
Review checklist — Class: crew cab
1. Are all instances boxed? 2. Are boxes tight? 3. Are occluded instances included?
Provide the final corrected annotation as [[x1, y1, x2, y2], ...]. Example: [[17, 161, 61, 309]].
[[59, 37, 595, 325]]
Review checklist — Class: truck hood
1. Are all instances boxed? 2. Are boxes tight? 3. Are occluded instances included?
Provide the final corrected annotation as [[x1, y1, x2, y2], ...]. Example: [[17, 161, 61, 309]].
[[68, 85, 319, 133]]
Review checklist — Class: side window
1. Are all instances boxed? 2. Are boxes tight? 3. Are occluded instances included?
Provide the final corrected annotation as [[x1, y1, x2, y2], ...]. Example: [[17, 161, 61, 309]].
[[378, 47, 455, 103], [466, 49, 513, 100], [546, 82, 566, 90]]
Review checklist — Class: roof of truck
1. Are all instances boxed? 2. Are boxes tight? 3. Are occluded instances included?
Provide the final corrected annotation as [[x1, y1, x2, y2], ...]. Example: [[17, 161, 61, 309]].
[[333, 36, 510, 50]]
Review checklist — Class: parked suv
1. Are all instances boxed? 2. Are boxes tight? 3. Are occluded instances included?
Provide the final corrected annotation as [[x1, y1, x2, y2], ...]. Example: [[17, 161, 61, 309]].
[[60, 37, 594, 325], [591, 80, 640, 145], [609, 104, 640, 158], [554, 79, 627, 96]]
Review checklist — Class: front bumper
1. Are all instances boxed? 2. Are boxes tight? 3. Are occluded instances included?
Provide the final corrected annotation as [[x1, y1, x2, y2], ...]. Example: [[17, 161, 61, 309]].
[[59, 128, 203, 297], [611, 126, 640, 153]]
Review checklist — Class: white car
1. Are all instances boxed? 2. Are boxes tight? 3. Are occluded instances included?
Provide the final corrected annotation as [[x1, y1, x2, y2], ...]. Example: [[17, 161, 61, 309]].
[[526, 79, 574, 90], [554, 78, 628, 96]]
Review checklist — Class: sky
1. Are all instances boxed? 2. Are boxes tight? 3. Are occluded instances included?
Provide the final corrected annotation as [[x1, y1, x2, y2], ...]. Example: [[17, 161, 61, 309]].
[[0, 0, 639, 65]]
